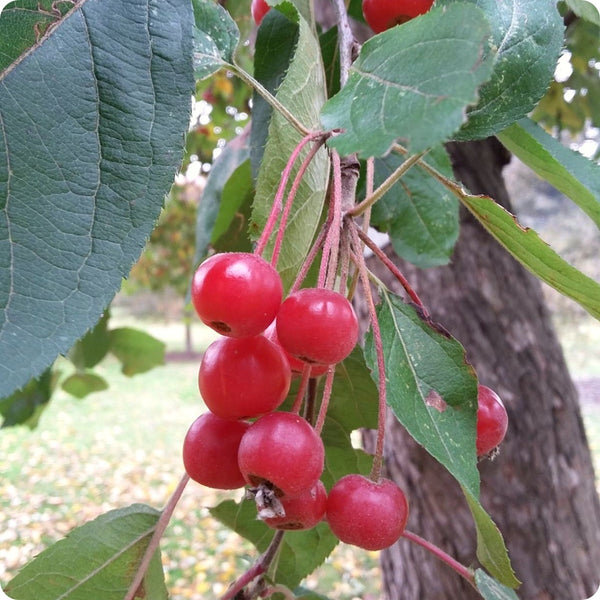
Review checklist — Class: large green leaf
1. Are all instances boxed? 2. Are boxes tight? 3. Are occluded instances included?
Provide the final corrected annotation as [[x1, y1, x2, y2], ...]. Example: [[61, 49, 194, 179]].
[[465, 491, 520, 587], [250, 8, 329, 290], [0, 366, 55, 428], [460, 194, 600, 320], [320, 3, 494, 157], [365, 290, 480, 497], [365, 291, 518, 586], [475, 568, 520, 599], [564, 0, 600, 26], [452, 0, 564, 140], [192, 0, 239, 80], [210, 498, 339, 589], [249, 8, 300, 179], [497, 118, 600, 229], [0, 1, 73, 72], [194, 130, 251, 264], [108, 327, 166, 376], [369, 146, 459, 268], [0, 0, 194, 399], [5, 504, 167, 600]]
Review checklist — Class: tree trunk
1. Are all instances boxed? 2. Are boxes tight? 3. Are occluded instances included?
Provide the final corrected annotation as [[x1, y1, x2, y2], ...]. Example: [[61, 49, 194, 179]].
[[364, 138, 600, 599]]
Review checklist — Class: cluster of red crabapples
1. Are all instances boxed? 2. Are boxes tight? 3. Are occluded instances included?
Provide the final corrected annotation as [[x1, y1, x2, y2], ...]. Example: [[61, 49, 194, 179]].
[[251, 0, 435, 32], [182, 250, 412, 549]]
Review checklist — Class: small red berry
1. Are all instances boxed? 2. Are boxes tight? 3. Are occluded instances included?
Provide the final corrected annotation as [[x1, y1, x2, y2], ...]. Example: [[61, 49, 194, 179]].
[[276, 288, 359, 366], [183, 413, 250, 490], [261, 480, 327, 530], [198, 335, 291, 420], [251, 0, 270, 25], [476, 385, 508, 456], [191, 252, 282, 338], [362, 0, 435, 33], [326, 474, 409, 550], [264, 321, 329, 378], [238, 411, 325, 497]]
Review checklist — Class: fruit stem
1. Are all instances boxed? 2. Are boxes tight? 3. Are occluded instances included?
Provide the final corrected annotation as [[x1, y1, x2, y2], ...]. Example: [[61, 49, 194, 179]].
[[271, 135, 327, 267], [314, 366, 336, 434], [304, 376, 319, 425], [348, 223, 388, 482], [220, 530, 285, 600], [353, 224, 429, 316], [347, 151, 427, 218], [401, 529, 477, 589], [124, 473, 190, 600], [291, 366, 311, 414], [231, 64, 311, 137], [319, 150, 343, 289], [289, 221, 329, 293], [255, 131, 327, 259]]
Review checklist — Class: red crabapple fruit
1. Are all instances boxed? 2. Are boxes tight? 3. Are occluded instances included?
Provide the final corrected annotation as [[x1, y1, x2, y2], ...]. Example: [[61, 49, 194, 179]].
[[476, 385, 508, 456], [362, 0, 435, 33], [276, 288, 359, 366], [198, 335, 291, 420], [238, 411, 324, 497], [191, 252, 282, 338], [251, 0, 271, 25], [261, 480, 327, 530], [264, 321, 330, 378], [326, 474, 409, 550], [183, 412, 250, 490]]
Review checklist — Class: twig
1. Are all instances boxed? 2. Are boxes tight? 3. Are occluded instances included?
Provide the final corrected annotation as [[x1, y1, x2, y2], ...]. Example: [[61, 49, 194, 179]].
[[124, 474, 190, 600], [401, 529, 476, 589], [220, 530, 286, 600]]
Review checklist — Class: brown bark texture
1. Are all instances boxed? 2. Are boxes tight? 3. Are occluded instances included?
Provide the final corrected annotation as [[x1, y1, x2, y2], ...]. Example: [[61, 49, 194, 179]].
[[362, 139, 600, 600]]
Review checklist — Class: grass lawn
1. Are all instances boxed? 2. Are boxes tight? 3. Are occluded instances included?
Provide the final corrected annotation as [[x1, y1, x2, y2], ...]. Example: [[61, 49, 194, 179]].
[[1, 314, 598, 599]]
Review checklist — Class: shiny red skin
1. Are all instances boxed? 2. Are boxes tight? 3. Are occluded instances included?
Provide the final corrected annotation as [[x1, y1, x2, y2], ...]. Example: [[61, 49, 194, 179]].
[[191, 253, 283, 338], [251, 0, 270, 25], [237, 412, 325, 497], [183, 413, 250, 489], [198, 335, 291, 420], [264, 321, 330, 378], [362, 0, 435, 33], [476, 385, 508, 456], [326, 474, 409, 550], [263, 481, 328, 530], [276, 288, 359, 366]]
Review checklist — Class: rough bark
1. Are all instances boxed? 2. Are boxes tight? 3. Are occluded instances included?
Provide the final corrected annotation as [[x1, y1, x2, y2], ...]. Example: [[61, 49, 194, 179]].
[[363, 139, 600, 599]]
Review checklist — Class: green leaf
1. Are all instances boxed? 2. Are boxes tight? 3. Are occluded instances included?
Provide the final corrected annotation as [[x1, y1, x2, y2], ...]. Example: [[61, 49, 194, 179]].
[[250, 9, 329, 290], [365, 290, 480, 497], [497, 118, 600, 229], [62, 372, 109, 399], [453, 0, 564, 140], [211, 159, 255, 254], [108, 327, 166, 376], [293, 588, 332, 600], [0, 1, 73, 73], [0, 367, 55, 428], [68, 311, 111, 370], [320, 4, 494, 157], [460, 194, 600, 320], [369, 147, 459, 268], [563, 0, 600, 25], [5, 504, 167, 600], [249, 9, 300, 179], [465, 491, 520, 588], [210, 498, 339, 589], [475, 568, 521, 599], [0, 0, 194, 399], [192, 0, 239, 79], [194, 130, 251, 264]]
